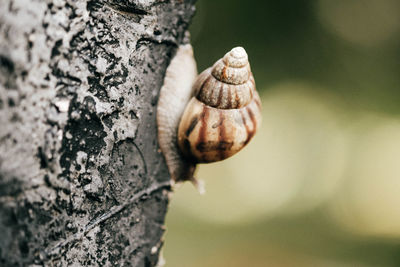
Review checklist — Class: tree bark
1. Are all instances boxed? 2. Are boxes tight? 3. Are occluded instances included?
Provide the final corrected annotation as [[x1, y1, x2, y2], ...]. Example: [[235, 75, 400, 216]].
[[0, 0, 195, 266]]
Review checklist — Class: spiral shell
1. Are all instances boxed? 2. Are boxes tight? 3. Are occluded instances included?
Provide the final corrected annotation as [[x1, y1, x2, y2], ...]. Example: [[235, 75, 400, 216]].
[[177, 47, 262, 163]]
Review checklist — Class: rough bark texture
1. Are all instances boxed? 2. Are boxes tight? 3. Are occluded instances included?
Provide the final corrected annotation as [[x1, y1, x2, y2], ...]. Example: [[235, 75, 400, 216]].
[[0, 0, 195, 266]]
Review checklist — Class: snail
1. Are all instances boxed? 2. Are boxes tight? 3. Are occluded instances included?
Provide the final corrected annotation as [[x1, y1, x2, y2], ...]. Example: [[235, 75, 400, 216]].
[[157, 44, 261, 187]]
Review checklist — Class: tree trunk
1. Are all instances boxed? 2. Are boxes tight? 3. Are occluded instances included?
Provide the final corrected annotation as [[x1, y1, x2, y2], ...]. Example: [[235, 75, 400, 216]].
[[0, 0, 195, 266]]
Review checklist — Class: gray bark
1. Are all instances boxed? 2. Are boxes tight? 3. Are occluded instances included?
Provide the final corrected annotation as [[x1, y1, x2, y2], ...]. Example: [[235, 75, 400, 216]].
[[0, 0, 195, 266]]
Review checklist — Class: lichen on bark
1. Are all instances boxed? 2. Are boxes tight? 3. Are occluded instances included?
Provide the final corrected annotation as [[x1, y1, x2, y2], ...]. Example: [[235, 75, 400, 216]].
[[0, 0, 196, 266]]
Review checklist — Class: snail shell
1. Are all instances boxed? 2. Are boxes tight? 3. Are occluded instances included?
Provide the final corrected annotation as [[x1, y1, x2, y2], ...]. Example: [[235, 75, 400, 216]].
[[157, 45, 261, 183], [177, 47, 261, 163]]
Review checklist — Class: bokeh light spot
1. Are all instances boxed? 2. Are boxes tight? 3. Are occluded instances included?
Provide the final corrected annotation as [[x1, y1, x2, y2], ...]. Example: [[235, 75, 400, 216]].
[[316, 0, 400, 46]]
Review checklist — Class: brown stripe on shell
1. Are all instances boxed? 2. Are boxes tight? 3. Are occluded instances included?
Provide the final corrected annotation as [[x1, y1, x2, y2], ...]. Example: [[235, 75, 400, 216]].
[[250, 76, 256, 97], [234, 85, 240, 108], [197, 75, 212, 104], [249, 78, 254, 99], [227, 83, 232, 109], [248, 105, 257, 128], [211, 79, 221, 107], [250, 75, 255, 86], [254, 96, 262, 110], [238, 83, 245, 108], [215, 81, 224, 108], [244, 105, 257, 145], [217, 110, 227, 160], [185, 115, 199, 137], [195, 106, 209, 162], [240, 106, 257, 146], [239, 109, 248, 144], [222, 65, 228, 80]]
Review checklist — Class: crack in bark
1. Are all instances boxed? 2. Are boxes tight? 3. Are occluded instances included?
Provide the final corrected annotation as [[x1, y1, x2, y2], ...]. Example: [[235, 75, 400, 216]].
[[42, 180, 171, 261], [132, 140, 148, 175], [136, 36, 178, 50], [105, 3, 148, 16]]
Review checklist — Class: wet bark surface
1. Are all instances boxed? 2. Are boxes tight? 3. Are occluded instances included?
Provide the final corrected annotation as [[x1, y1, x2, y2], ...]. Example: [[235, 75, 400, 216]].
[[0, 0, 195, 266]]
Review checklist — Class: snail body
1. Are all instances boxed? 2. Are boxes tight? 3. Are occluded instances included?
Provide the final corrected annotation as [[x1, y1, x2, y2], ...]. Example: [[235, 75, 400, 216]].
[[157, 44, 197, 182], [157, 45, 261, 183]]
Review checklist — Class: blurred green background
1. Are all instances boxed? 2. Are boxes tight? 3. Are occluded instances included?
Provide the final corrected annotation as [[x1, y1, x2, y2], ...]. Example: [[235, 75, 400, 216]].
[[164, 0, 400, 266]]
